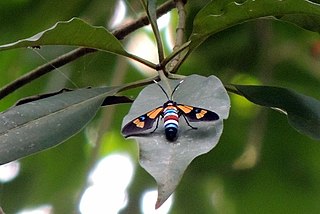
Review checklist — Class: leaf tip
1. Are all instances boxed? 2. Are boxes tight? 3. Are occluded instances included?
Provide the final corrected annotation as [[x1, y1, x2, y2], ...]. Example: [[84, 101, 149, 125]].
[[155, 197, 163, 209], [155, 189, 171, 210]]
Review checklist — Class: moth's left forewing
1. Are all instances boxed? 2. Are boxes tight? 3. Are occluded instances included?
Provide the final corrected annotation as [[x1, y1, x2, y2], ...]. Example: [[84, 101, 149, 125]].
[[122, 106, 163, 137], [177, 104, 219, 122]]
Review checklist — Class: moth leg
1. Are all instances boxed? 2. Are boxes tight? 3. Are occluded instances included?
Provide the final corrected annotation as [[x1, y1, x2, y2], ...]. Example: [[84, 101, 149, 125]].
[[150, 115, 161, 133], [182, 114, 198, 130]]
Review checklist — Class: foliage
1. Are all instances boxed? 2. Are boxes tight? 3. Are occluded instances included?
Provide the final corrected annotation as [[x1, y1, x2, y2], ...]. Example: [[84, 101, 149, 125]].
[[0, 0, 320, 213]]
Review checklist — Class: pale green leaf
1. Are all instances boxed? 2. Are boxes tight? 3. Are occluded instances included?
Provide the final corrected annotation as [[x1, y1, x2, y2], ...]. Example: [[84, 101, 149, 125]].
[[122, 75, 230, 208]]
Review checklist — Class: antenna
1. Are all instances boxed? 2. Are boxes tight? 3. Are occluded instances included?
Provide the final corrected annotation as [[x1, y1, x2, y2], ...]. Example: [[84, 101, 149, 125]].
[[153, 79, 184, 100], [153, 80, 170, 100], [171, 80, 184, 99]]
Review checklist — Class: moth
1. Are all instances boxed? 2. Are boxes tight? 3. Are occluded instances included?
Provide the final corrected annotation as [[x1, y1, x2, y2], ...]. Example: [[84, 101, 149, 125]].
[[122, 80, 219, 141]]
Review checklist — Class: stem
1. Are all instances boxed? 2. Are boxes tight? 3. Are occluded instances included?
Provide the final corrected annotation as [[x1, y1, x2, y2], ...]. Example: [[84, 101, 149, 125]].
[[113, 0, 175, 40], [167, 73, 186, 79], [167, 0, 187, 73], [161, 41, 190, 68], [173, 0, 187, 50], [118, 75, 159, 92], [141, 0, 165, 64], [126, 53, 158, 69], [158, 70, 172, 95], [0, 0, 176, 100]]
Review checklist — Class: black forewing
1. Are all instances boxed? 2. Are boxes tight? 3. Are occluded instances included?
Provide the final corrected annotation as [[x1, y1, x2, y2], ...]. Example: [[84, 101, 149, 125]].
[[122, 106, 163, 137], [177, 104, 219, 122]]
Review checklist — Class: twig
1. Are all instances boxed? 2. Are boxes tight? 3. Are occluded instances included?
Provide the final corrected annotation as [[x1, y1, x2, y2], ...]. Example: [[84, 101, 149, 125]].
[[167, 0, 187, 73], [173, 0, 187, 50], [0, 0, 176, 100], [112, 0, 175, 40], [141, 0, 165, 64]]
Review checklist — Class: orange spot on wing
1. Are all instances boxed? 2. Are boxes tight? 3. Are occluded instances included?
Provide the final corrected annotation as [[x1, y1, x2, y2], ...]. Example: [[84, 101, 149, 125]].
[[133, 119, 145, 128], [178, 105, 193, 113], [147, 107, 163, 119], [196, 110, 207, 119]]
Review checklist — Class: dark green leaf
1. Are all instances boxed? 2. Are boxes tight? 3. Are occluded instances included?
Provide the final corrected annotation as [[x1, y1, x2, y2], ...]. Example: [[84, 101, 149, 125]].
[[233, 85, 320, 140], [190, 0, 320, 50], [280, 14, 320, 32], [0, 86, 120, 165], [14, 88, 74, 106], [0, 17, 131, 57], [122, 75, 230, 208], [15, 88, 133, 107], [101, 95, 133, 106]]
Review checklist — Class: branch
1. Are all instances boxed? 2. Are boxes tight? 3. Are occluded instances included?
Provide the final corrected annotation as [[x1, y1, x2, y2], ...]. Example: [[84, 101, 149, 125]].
[[0, 0, 176, 100], [166, 0, 187, 73], [141, 0, 165, 64], [0, 48, 95, 100], [173, 0, 187, 50]]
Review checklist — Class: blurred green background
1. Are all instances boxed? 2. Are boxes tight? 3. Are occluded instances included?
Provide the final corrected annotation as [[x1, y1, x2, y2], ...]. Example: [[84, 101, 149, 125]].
[[0, 0, 320, 213]]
